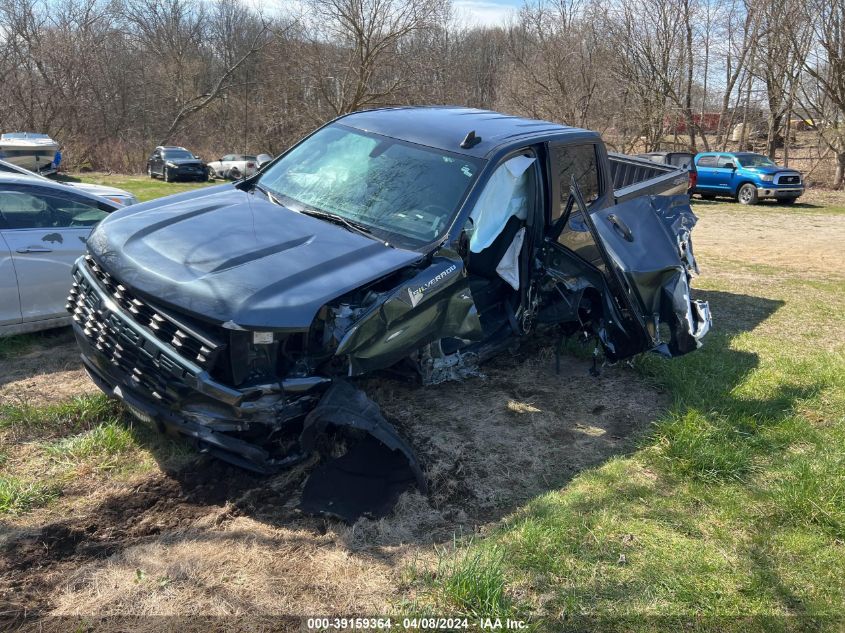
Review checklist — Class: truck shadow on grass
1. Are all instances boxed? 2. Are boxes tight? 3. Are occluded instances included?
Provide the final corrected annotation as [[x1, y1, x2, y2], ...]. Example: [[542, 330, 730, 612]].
[[1, 289, 786, 622], [489, 289, 840, 621]]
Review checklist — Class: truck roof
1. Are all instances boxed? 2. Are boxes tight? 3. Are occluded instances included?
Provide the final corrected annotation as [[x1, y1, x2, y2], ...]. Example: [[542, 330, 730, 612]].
[[339, 106, 597, 159]]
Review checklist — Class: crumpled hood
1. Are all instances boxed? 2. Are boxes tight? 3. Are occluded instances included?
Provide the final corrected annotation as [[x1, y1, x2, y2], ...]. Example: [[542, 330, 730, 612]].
[[86, 187, 421, 330]]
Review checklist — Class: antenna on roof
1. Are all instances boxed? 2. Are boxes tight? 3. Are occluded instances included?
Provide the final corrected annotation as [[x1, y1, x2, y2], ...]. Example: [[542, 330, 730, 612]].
[[460, 130, 482, 149]]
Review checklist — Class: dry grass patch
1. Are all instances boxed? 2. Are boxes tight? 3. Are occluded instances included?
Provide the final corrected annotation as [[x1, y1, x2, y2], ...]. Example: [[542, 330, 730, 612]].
[[0, 329, 98, 407], [1, 344, 666, 621]]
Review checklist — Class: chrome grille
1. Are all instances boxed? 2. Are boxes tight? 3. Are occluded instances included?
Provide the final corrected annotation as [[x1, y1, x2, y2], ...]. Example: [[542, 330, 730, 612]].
[[775, 173, 801, 185], [67, 267, 198, 401], [73, 254, 223, 369]]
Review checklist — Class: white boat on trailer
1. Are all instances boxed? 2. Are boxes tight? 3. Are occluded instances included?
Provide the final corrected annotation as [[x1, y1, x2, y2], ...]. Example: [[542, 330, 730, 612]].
[[0, 132, 60, 174]]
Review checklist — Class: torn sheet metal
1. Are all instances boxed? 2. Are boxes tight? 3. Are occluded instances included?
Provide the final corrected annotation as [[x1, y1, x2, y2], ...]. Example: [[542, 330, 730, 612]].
[[652, 194, 701, 275], [336, 257, 483, 374], [298, 381, 427, 493], [590, 194, 711, 357]]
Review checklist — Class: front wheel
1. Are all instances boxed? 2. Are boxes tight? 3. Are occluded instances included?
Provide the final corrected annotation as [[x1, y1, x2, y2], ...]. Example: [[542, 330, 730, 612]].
[[737, 184, 758, 205], [230, 167, 242, 180]]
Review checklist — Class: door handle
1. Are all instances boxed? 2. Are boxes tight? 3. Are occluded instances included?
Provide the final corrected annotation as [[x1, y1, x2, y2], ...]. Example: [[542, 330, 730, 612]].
[[606, 214, 634, 242], [16, 247, 53, 253]]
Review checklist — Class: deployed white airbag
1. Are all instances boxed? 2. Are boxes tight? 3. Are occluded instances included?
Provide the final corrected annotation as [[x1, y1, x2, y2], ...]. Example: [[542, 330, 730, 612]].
[[495, 226, 526, 290], [469, 155, 535, 253]]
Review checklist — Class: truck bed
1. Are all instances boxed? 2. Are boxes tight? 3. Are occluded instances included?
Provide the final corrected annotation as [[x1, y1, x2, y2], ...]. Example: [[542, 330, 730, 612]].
[[609, 153, 690, 202]]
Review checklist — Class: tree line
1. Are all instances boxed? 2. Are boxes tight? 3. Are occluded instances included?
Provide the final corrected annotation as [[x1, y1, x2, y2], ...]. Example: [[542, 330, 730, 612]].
[[1, 0, 844, 188]]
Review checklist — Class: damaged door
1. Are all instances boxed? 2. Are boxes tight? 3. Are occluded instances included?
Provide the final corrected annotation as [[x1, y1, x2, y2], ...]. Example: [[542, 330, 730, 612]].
[[587, 193, 711, 356], [547, 142, 711, 359]]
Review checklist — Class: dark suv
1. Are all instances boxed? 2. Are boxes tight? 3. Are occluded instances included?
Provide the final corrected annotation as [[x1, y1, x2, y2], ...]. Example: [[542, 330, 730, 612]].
[[147, 146, 209, 182]]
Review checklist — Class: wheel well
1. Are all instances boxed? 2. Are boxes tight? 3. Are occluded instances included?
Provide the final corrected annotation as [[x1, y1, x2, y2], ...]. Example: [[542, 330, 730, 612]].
[[734, 180, 756, 195]]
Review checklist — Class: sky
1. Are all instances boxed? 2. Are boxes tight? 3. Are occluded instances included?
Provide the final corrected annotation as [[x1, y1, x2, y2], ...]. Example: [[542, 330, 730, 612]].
[[452, 0, 521, 26], [263, 0, 521, 29]]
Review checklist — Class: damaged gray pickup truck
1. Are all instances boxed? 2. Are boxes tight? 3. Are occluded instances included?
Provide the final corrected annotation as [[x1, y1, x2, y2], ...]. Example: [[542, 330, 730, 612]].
[[68, 107, 711, 489]]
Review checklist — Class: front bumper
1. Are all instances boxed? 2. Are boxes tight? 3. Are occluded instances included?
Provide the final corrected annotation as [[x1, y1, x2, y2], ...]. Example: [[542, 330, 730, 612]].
[[169, 166, 208, 180], [67, 257, 319, 471], [78, 352, 300, 472], [67, 256, 428, 487], [756, 186, 803, 199]]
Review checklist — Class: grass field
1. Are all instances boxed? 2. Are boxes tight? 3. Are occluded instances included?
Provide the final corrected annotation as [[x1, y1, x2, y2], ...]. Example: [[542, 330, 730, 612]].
[[414, 197, 845, 629], [58, 171, 217, 202], [1, 177, 843, 630]]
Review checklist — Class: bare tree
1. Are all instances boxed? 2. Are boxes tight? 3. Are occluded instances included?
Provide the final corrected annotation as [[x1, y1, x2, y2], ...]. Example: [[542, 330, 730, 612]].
[[605, 0, 688, 151], [0, 0, 841, 186], [502, 1, 589, 126], [797, 0, 845, 187], [711, 0, 757, 150], [300, 0, 448, 115], [123, 0, 270, 144], [752, 0, 810, 158]]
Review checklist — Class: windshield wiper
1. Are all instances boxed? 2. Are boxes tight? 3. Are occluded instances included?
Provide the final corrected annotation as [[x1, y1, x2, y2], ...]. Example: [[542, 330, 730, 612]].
[[254, 184, 284, 207], [255, 185, 391, 246], [299, 209, 386, 242]]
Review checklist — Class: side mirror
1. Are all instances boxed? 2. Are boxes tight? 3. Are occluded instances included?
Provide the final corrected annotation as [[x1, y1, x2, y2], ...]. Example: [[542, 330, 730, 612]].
[[725, 162, 736, 170]]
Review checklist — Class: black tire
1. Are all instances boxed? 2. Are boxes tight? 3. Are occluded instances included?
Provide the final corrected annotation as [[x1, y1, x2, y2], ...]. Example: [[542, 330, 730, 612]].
[[737, 183, 758, 205], [699, 194, 716, 200], [230, 167, 242, 180]]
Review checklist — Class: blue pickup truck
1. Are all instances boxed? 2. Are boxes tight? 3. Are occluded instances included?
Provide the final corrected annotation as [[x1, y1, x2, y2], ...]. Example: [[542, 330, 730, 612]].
[[693, 152, 804, 205]]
